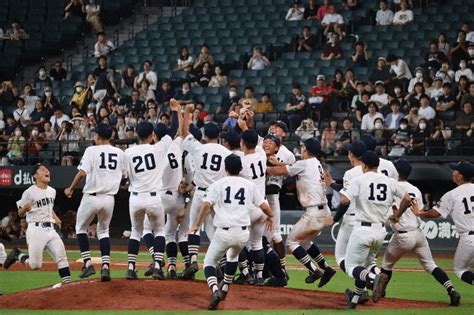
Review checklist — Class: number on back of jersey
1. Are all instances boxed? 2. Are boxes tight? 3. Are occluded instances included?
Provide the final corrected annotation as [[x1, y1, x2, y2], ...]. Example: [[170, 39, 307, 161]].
[[200, 153, 222, 171], [250, 161, 264, 179], [368, 183, 387, 201], [99, 152, 118, 170], [133, 153, 156, 173], [168, 153, 179, 169], [224, 186, 245, 205], [462, 196, 474, 215]]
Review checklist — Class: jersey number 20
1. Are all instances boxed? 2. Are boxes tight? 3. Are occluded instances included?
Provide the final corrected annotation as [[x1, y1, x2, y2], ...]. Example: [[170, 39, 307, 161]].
[[368, 183, 387, 201], [133, 153, 156, 173], [99, 152, 118, 170], [224, 186, 245, 205]]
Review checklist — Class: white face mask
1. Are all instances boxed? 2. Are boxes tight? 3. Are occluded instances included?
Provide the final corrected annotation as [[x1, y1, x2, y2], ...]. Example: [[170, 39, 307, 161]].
[[394, 87, 401, 94], [416, 72, 423, 79], [229, 91, 237, 98], [375, 122, 383, 129], [400, 124, 407, 130], [39, 70, 46, 77], [32, 130, 39, 136], [76, 87, 83, 93], [45, 91, 52, 97], [419, 123, 427, 130], [469, 49, 474, 56], [15, 130, 22, 137]]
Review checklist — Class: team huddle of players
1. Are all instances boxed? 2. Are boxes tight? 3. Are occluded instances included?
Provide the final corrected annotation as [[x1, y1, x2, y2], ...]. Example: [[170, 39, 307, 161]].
[[1, 98, 473, 310]]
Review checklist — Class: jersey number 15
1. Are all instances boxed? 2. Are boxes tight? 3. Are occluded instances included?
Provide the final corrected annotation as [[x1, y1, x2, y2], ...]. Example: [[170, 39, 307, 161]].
[[99, 152, 118, 170]]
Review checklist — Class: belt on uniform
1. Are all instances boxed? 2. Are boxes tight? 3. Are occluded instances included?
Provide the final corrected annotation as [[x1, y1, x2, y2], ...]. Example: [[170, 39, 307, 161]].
[[197, 187, 207, 191], [361, 222, 384, 228], [306, 205, 325, 210], [469, 231, 474, 235], [34, 222, 52, 228], [396, 230, 408, 234], [132, 192, 157, 196], [165, 191, 173, 195], [88, 193, 113, 196], [222, 226, 247, 231], [348, 213, 355, 216]]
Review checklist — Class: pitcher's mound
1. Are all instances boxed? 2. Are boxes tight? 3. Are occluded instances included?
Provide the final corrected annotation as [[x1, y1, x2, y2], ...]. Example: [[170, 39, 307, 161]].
[[0, 279, 443, 310]]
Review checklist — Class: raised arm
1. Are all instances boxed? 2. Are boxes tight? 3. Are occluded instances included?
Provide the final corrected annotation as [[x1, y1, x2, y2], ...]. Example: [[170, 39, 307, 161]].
[[64, 170, 87, 198]]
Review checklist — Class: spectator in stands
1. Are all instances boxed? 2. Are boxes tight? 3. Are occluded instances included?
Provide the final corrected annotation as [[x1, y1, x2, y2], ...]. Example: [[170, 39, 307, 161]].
[[208, 65, 228, 87], [390, 117, 411, 151], [86, 0, 103, 34], [175, 46, 194, 72], [297, 26, 317, 52], [385, 99, 404, 129], [405, 104, 421, 129], [1, 20, 29, 40], [352, 41, 368, 67], [435, 62, 455, 83], [386, 54, 412, 89], [418, 94, 436, 121], [461, 83, 474, 107], [427, 119, 451, 155], [93, 32, 115, 58], [376, 0, 393, 26], [334, 117, 359, 154], [373, 117, 389, 155], [126, 90, 145, 116], [193, 44, 215, 71], [389, 83, 407, 110], [30, 100, 48, 131], [247, 47, 271, 70], [191, 108, 203, 127], [0, 81, 17, 107], [437, 33, 450, 56], [135, 60, 158, 91], [321, 4, 344, 27], [50, 61, 67, 82], [450, 30, 470, 71], [321, 33, 342, 60], [423, 42, 444, 73], [19, 218, 27, 239], [284, 83, 307, 131], [455, 60, 473, 82], [369, 57, 392, 87], [160, 113, 171, 127], [436, 83, 456, 112], [455, 76, 469, 103], [342, 0, 358, 10], [59, 121, 81, 166], [468, 43, 474, 70], [7, 127, 26, 165], [405, 82, 424, 107], [222, 104, 241, 131], [69, 81, 88, 112], [155, 81, 174, 107], [238, 86, 258, 110], [3, 114, 17, 138], [193, 62, 212, 87], [13, 98, 31, 128], [34, 66, 52, 91], [341, 69, 358, 102], [407, 67, 425, 94], [392, 0, 413, 25], [175, 81, 196, 105], [422, 79, 433, 100], [309, 74, 333, 123], [461, 22, 474, 43], [42, 121, 56, 141], [370, 81, 390, 112], [26, 127, 44, 165], [50, 107, 70, 133], [146, 107, 159, 125], [20, 83, 39, 113], [361, 101, 383, 131], [455, 102, 473, 130], [304, 0, 319, 20], [256, 93, 273, 113], [121, 64, 137, 88], [93, 55, 109, 77], [137, 79, 155, 102], [321, 117, 339, 153], [430, 76, 444, 101], [295, 118, 319, 141], [218, 85, 240, 114], [323, 22, 345, 43], [354, 91, 370, 123], [330, 69, 344, 97], [286, 0, 305, 21], [351, 81, 366, 108], [316, 0, 331, 20], [64, 0, 85, 19]]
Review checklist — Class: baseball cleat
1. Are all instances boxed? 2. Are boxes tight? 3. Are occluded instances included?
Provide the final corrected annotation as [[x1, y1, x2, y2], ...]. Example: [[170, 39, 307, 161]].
[[344, 289, 358, 309], [3, 247, 21, 269], [448, 290, 461, 306], [233, 273, 255, 285], [304, 269, 323, 284], [79, 265, 96, 278], [167, 269, 177, 279], [208, 290, 225, 310], [359, 290, 370, 304], [144, 263, 154, 277], [255, 278, 265, 286], [264, 277, 287, 287], [372, 273, 389, 303], [101, 268, 111, 282], [152, 268, 165, 280], [126, 269, 138, 280], [283, 268, 290, 281], [177, 271, 195, 280], [181, 261, 199, 279], [318, 267, 336, 288]]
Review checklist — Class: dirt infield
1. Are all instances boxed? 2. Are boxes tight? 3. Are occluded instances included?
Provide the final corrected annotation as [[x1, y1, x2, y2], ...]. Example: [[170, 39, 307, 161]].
[[0, 279, 443, 311]]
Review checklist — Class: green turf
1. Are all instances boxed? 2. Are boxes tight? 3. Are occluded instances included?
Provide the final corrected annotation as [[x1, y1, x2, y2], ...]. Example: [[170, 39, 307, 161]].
[[1, 250, 473, 315]]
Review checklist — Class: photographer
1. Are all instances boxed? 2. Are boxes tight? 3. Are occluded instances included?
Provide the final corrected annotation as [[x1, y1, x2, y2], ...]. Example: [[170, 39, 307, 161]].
[[247, 47, 271, 70], [295, 118, 319, 141]]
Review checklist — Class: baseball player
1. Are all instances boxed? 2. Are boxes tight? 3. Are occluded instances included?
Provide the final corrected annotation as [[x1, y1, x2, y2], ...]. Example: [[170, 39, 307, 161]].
[[124, 121, 172, 280], [188, 154, 273, 310], [337, 151, 412, 309], [380, 159, 461, 306], [180, 105, 231, 279], [65, 123, 126, 281], [397, 161, 474, 287], [267, 138, 336, 288], [221, 131, 242, 156], [0, 243, 6, 266], [3, 163, 71, 287], [360, 135, 398, 180]]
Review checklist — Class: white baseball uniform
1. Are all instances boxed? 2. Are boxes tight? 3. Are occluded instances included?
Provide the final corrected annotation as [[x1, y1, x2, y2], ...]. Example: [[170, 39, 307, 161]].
[[203, 176, 264, 267], [16, 185, 69, 270], [335, 165, 363, 265], [341, 172, 404, 276], [433, 183, 474, 279], [0, 242, 7, 265], [183, 134, 231, 240], [125, 137, 171, 241], [382, 181, 438, 273], [378, 158, 399, 180], [285, 157, 331, 252], [76, 145, 126, 239]]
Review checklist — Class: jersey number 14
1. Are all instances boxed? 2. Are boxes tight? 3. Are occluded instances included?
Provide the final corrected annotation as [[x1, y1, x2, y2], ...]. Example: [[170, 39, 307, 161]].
[[224, 186, 245, 205]]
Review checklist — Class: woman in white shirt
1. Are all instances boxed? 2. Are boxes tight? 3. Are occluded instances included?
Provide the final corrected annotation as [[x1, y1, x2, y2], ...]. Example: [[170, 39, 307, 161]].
[[285, 1, 305, 21], [13, 98, 31, 128], [392, 1, 413, 25], [208, 65, 229, 87], [361, 102, 383, 130], [455, 60, 474, 82], [86, 0, 103, 33], [175, 46, 194, 72], [247, 47, 271, 70], [20, 83, 39, 113]]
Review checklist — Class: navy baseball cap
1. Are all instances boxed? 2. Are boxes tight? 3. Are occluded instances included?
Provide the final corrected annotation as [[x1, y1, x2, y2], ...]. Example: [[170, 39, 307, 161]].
[[360, 151, 380, 168], [95, 123, 113, 139], [449, 161, 474, 179], [225, 154, 242, 173], [264, 133, 281, 147], [241, 129, 258, 146], [136, 121, 154, 139], [204, 123, 220, 139], [394, 159, 412, 178], [189, 124, 202, 141], [221, 131, 241, 148], [361, 134, 377, 151], [345, 140, 367, 159], [154, 123, 168, 139], [303, 138, 321, 156], [268, 120, 289, 133]]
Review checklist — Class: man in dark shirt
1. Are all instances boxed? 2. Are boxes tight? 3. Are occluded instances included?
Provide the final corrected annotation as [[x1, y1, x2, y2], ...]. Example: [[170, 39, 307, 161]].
[[456, 102, 474, 129], [369, 57, 392, 86], [423, 42, 446, 72], [174, 81, 196, 105], [93, 55, 109, 77], [125, 89, 146, 116], [4, 114, 17, 137], [50, 61, 67, 82], [155, 80, 174, 107], [321, 33, 342, 60], [449, 30, 470, 71], [436, 83, 457, 112], [297, 26, 317, 52]]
